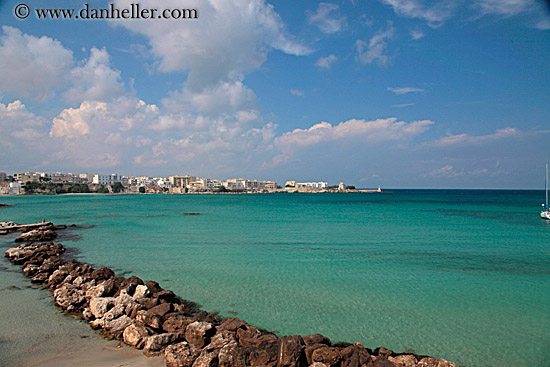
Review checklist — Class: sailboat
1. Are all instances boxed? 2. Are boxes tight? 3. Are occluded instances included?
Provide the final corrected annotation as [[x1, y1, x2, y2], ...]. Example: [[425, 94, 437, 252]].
[[542, 163, 550, 220]]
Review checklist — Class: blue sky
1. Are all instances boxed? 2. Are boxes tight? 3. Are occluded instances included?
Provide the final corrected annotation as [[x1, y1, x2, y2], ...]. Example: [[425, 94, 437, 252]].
[[0, 0, 549, 188]]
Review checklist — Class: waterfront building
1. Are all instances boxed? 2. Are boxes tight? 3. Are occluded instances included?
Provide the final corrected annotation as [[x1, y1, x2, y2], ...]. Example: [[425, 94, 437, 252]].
[[224, 178, 246, 190], [297, 182, 328, 189], [0, 172, 7, 182], [92, 174, 124, 185], [15, 172, 41, 183]]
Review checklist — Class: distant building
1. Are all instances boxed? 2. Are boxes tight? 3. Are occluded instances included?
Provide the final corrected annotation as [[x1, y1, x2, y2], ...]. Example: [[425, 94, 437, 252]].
[[224, 178, 245, 190], [169, 175, 197, 188], [338, 182, 346, 191], [0, 172, 7, 182], [93, 174, 123, 185], [297, 182, 328, 189], [15, 172, 41, 183], [50, 172, 77, 184], [285, 180, 296, 188], [77, 173, 94, 184]]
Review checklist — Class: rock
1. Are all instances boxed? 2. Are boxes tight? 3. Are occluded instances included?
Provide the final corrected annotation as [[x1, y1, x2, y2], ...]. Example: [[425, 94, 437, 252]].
[[143, 332, 184, 357], [390, 355, 417, 367], [375, 347, 393, 358], [248, 345, 278, 366], [185, 321, 214, 348], [209, 330, 238, 350], [192, 310, 219, 324], [136, 309, 163, 330], [133, 284, 150, 299], [91, 267, 114, 281], [218, 342, 248, 367], [417, 357, 457, 367], [105, 315, 133, 339], [158, 289, 177, 302], [236, 325, 262, 347], [164, 341, 201, 367], [311, 347, 342, 367], [103, 304, 125, 322], [277, 335, 306, 367], [305, 344, 327, 365], [310, 363, 329, 367], [53, 284, 85, 312], [48, 269, 69, 288], [123, 323, 150, 348], [89, 297, 116, 318], [218, 317, 245, 332], [149, 302, 173, 317], [82, 308, 94, 321], [339, 343, 371, 367], [303, 334, 331, 346], [192, 349, 219, 367], [373, 357, 398, 367], [86, 284, 108, 298], [15, 228, 57, 242], [163, 313, 194, 333], [146, 280, 163, 293]]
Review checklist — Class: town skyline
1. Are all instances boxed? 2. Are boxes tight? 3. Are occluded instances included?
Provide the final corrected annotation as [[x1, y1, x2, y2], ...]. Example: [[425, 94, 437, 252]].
[[1, 1, 549, 189]]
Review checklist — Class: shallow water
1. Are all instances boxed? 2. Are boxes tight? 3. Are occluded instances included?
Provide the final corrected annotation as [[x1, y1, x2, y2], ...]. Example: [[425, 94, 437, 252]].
[[1, 190, 549, 366]]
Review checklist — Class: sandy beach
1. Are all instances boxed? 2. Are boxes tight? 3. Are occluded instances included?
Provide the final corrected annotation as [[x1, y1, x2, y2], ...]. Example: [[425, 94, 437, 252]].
[[21, 341, 164, 367]]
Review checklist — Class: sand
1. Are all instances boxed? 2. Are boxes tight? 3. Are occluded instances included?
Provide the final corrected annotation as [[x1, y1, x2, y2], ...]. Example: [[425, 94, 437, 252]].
[[21, 340, 165, 367]]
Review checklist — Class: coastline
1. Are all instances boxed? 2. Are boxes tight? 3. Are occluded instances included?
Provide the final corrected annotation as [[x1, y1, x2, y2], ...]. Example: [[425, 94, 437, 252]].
[[3, 223, 457, 367]]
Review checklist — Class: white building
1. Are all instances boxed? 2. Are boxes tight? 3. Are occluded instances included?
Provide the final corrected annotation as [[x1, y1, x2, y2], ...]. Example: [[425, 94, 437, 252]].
[[92, 174, 123, 185], [297, 182, 328, 189]]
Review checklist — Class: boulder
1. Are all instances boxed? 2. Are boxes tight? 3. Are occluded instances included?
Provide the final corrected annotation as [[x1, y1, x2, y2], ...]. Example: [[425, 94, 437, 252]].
[[133, 284, 150, 299], [390, 355, 417, 367], [192, 349, 219, 367], [136, 309, 163, 330], [185, 321, 215, 348], [123, 323, 150, 348], [303, 334, 331, 346], [209, 330, 238, 350], [277, 335, 306, 367], [53, 284, 86, 312], [417, 357, 456, 367], [149, 302, 173, 317], [143, 332, 184, 357], [89, 297, 116, 318], [339, 343, 371, 367], [218, 341, 248, 367], [105, 315, 133, 339], [163, 313, 194, 333], [91, 267, 114, 281], [15, 228, 57, 242], [164, 341, 201, 367], [146, 280, 163, 293], [373, 357, 398, 367], [218, 317, 245, 332], [311, 347, 342, 367], [236, 325, 262, 347]]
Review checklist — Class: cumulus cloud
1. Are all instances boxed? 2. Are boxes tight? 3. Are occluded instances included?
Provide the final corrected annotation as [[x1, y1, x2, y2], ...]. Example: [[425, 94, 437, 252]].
[[356, 25, 394, 66], [0, 26, 73, 101], [426, 127, 518, 147], [315, 54, 338, 69], [64, 47, 125, 104], [48, 97, 158, 168], [0, 100, 47, 143], [387, 86, 425, 94], [112, 0, 312, 89], [380, 0, 455, 27], [307, 3, 347, 34]]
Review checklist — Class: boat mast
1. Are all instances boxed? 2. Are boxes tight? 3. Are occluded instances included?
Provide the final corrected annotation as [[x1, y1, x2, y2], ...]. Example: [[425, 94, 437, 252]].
[[546, 163, 549, 210]]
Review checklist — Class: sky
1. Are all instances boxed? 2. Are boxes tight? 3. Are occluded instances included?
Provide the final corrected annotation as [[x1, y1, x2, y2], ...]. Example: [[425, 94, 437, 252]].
[[0, 0, 549, 188]]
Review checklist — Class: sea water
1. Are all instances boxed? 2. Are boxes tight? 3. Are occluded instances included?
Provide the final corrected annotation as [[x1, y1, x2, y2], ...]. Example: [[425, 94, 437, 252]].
[[1, 190, 549, 367]]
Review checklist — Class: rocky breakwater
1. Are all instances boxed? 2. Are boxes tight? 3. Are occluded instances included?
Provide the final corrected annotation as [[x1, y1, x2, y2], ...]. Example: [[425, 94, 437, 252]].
[[5, 237, 457, 367]]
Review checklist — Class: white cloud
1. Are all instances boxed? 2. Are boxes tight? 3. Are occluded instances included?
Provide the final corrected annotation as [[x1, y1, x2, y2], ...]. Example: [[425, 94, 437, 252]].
[[387, 86, 425, 94], [0, 26, 73, 101], [315, 54, 338, 69], [64, 47, 125, 104], [536, 18, 550, 30], [392, 103, 416, 108], [307, 3, 347, 34], [410, 30, 425, 40], [48, 97, 158, 168], [380, 0, 455, 27], [427, 127, 519, 147], [112, 0, 312, 89], [356, 26, 394, 66], [473, 0, 532, 16], [290, 89, 305, 97], [0, 100, 47, 143], [275, 117, 433, 148]]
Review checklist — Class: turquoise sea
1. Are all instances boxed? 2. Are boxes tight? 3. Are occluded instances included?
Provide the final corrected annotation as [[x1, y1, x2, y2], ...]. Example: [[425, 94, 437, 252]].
[[1, 190, 549, 367]]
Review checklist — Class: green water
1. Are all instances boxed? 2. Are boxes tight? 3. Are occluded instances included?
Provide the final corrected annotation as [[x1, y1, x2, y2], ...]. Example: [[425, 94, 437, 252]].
[[1, 191, 549, 366]]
